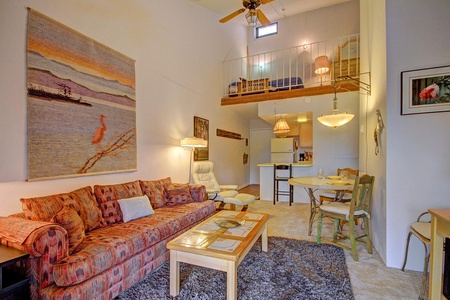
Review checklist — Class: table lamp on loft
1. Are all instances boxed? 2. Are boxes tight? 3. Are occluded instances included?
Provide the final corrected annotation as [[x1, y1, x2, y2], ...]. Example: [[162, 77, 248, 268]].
[[314, 55, 330, 86], [181, 137, 207, 183]]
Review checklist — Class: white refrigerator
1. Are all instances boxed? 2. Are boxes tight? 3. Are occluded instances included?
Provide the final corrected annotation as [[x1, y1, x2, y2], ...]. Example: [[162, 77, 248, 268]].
[[271, 138, 298, 163]]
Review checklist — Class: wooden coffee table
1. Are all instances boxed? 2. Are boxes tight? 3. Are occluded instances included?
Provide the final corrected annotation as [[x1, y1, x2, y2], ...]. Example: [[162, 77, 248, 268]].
[[167, 210, 269, 300]]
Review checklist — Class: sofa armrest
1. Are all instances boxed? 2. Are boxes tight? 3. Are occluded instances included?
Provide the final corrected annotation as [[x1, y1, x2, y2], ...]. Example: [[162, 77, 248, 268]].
[[0, 216, 69, 294], [172, 183, 206, 202]]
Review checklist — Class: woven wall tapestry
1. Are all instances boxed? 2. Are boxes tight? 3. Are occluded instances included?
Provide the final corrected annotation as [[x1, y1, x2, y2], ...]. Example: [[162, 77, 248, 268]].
[[26, 9, 137, 180]]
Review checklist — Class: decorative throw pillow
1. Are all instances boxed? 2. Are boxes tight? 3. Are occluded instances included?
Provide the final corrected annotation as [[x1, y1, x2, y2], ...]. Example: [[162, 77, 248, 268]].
[[165, 184, 195, 206], [60, 186, 106, 232], [117, 195, 154, 223], [21, 194, 65, 222], [94, 180, 144, 225], [139, 177, 172, 209], [51, 206, 85, 254]]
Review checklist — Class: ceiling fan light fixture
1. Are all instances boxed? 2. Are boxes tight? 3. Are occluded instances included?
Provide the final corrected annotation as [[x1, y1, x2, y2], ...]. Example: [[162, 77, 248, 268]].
[[246, 9, 258, 26]]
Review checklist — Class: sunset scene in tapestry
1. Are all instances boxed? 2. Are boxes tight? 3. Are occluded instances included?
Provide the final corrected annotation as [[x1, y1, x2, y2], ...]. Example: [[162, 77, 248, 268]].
[[27, 9, 136, 180]]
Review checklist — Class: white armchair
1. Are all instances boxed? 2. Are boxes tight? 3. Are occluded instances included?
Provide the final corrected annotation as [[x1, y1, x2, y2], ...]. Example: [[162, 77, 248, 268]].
[[192, 161, 255, 211]]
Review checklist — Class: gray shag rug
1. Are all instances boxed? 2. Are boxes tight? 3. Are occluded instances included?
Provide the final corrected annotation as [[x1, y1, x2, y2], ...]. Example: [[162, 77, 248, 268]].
[[116, 237, 354, 300]]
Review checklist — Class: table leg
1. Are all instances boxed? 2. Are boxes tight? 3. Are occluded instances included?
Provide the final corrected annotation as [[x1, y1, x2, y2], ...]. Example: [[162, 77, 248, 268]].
[[169, 250, 180, 297], [305, 187, 318, 236], [429, 215, 443, 299], [261, 222, 268, 252], [227, 260, 237, 300]]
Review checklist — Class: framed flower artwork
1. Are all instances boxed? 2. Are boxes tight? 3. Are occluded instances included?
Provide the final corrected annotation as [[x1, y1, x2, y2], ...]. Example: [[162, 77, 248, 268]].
[[401, 65, 450, 115]]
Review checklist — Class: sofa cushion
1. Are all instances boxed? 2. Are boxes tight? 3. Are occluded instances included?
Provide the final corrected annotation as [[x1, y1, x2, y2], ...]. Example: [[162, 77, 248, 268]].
[[94, 180, 144, 225], [52, 200, 216, 287], [51, 206, 85, 254], [60, 186, 106, 232], [21, 194, 64, 222], [118, 195, 154, 222], [165, 184, 195, 206], [139, 177, 172, 209], [20, 187, 105, 232]]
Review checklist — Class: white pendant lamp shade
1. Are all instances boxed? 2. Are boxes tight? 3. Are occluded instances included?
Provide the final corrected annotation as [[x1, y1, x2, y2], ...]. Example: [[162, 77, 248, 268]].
[[273, 118, 291, 133], [317, 87, 354, 128], [317, 113, 354, 128], [180, 137, 207, 148]]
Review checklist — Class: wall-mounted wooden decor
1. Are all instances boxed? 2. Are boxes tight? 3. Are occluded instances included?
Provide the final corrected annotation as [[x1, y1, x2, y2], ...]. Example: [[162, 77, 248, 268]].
[[216, 129, 242, 140]]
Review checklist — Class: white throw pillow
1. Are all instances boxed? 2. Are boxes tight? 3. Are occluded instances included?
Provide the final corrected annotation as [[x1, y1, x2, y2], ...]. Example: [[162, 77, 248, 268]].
[[117, 195, 154, 223]]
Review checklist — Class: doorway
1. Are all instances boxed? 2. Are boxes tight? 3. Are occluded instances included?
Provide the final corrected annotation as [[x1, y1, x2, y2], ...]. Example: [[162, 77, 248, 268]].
[[249, 128, 274, 184]]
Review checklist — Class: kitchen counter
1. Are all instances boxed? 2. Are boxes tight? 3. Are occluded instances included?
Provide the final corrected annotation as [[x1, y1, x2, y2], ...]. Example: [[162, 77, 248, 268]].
[[258, 162, 316, 203]]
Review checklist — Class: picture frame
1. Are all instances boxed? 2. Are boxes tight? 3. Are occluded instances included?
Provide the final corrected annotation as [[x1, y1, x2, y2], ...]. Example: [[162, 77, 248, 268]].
[[193, 116, 209, 161], [401, 65, 450, 115]]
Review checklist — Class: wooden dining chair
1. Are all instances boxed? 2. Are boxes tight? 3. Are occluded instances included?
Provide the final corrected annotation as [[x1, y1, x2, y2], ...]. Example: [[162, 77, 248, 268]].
[[319, 168, 359, 205], [401, 212, 432, 300], [316, 174, 375, 261]]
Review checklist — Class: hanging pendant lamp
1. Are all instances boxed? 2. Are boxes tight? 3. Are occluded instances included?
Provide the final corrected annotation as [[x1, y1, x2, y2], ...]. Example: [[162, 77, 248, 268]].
[[317, 85, 354, 128], [273, 117, 290, 133]]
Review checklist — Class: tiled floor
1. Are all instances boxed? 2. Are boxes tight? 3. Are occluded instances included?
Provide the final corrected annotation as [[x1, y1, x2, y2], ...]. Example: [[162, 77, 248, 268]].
[[238, 185, 423, 300]]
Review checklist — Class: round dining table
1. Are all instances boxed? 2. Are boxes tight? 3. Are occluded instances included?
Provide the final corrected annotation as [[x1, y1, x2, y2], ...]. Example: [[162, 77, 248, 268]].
[[288, 176, 355, 235]]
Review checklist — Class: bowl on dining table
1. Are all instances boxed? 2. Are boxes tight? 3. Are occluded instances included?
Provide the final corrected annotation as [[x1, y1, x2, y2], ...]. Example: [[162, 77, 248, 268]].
[[329, 180, 350, 185], [327, 175, 341, 180]]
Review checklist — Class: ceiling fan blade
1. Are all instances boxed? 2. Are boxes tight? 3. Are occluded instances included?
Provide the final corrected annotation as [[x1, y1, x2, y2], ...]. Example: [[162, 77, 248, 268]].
[[261, 0, 275, 4], [219, 8, 246, 23], [257, 9, 271, 26]]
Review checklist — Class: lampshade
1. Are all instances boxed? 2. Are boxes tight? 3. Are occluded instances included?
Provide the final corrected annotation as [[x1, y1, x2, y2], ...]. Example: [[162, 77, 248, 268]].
[[273, 118, 291, 133], [246, 9, 258, 27], [180, 137, 207, 148], [317, 113, 354, 128], [317, 86, 354, 128], [314, 55, 330, 75]]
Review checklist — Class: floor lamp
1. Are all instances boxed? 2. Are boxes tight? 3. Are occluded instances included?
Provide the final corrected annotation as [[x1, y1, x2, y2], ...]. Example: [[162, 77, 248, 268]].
[[180, 137, 207, 183]]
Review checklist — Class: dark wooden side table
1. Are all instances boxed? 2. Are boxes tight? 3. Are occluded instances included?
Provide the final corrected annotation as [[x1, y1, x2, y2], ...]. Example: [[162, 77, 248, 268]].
[[0, 245, 30, 300]]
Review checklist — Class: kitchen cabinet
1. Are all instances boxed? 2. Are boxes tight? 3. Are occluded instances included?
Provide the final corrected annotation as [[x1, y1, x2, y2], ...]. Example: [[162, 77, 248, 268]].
[[299, 124, 313, 148]]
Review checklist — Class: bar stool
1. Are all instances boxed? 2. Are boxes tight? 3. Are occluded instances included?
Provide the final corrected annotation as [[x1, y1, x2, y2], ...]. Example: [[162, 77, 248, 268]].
[[273, 164, 293, 206]]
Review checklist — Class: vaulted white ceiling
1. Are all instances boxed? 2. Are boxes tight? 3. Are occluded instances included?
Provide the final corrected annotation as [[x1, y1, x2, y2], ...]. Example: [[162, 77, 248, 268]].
[[189, 0, 351, 26], [189, 0, 352, 122]]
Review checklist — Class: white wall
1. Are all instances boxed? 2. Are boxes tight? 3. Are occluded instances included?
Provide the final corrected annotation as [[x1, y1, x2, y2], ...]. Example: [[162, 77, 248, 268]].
[[0, 0, 250, 216], [359, 0, 388, 263], [384, 0, 450, 271], [362, 0, 450, 271], [247, 0, 360, 55], [245, 0, 361, 193], [259, 93, 360, 173]]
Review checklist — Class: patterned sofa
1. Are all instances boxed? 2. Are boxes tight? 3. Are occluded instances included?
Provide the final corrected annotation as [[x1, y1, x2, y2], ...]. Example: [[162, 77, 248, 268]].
[[0, 178, 216, 300]]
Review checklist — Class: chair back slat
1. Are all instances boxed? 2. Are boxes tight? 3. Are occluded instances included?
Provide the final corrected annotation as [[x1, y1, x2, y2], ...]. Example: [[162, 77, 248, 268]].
[[337, 168, 359, 179], [349, 174, 375, 216]]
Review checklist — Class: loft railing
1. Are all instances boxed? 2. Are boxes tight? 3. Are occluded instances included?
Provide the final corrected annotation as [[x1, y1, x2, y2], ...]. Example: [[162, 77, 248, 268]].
[[222, 34, 360, 97]]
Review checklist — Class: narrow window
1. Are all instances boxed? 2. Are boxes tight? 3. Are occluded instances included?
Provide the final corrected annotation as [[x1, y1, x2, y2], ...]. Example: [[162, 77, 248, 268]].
[[256, 23, 278, 39]]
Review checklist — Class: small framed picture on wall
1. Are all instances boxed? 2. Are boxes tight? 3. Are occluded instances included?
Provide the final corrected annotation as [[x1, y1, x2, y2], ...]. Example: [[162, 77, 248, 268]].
[[401, 65, 450, 115], [194, 116, 209, 161]]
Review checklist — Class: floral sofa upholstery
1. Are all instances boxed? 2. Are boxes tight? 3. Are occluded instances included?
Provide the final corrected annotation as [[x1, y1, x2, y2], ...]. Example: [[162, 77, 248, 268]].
[[0, 178, 216, 300]]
